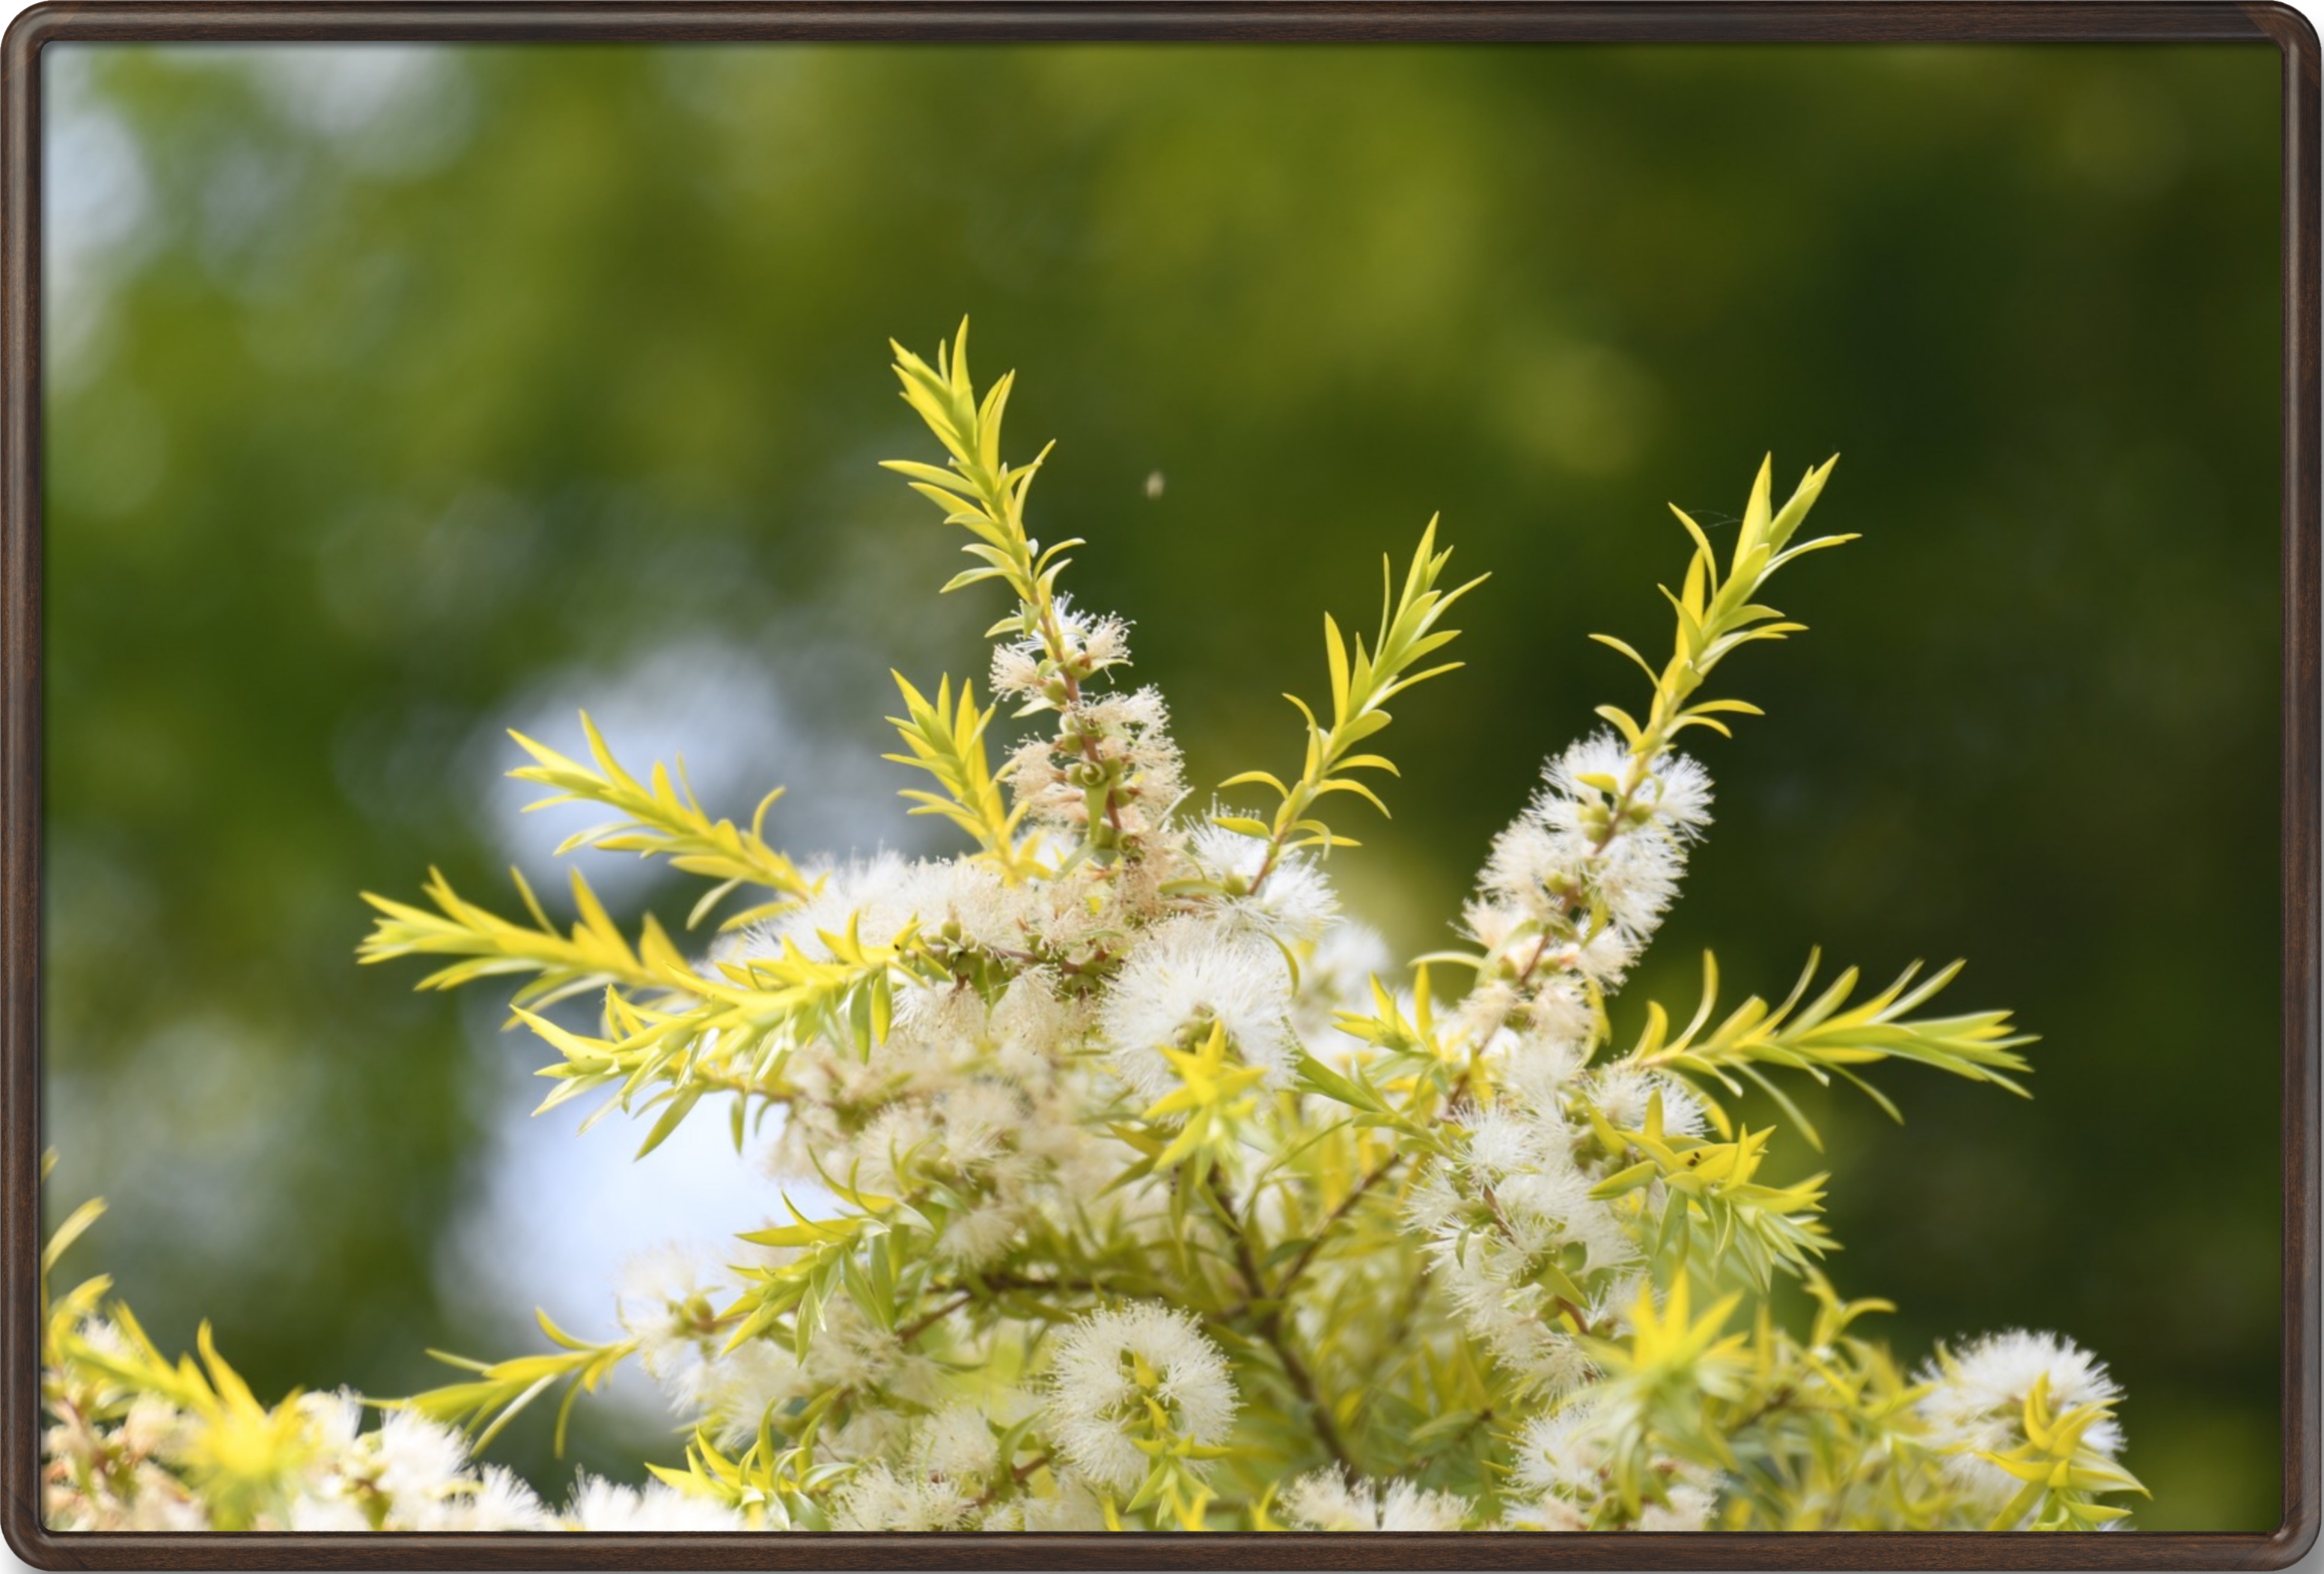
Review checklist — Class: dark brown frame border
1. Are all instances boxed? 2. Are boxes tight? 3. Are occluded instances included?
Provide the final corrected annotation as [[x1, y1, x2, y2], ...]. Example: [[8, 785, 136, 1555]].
[[0, 4, 2314, 1567]]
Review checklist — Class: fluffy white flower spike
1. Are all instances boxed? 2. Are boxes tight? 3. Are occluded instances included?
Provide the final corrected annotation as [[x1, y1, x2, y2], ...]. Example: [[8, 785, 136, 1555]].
[[1284, 1471, 1471, 1531], [1100, 916, 1297, 1097], [1043, 1303, 1238, 1496]]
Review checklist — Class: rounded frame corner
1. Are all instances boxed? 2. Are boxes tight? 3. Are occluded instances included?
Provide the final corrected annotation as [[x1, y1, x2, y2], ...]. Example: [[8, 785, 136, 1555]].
[[2245, 0, 2324, 69], [0, 1499, 85, 1573]]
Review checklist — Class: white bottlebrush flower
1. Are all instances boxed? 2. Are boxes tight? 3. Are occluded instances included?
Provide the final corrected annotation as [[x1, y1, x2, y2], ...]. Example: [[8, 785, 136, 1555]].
[[916, 1403, 1002, 1485], [1410, 1099, 1632, 1398], [1046, 595, 1135, 680], [1089, 680, 1162, 731], [1074, 608, 1133, 673], [987, 968, 1076, 1056], [990, 640, 1044, 699], [1480, 819, 1593, 918], [1043, 1302, 1237, 1493], [1588, 830, 1683, 940], [1506, 1396, 1715, 1534], [287, 1491, 370, 1533], [122, 1393, 192, 1459], [722, 854, 1029, 976], [614, 1244, 722, 1383], [1005, 671, 1187, 847], [1638, 751, 1713, 834], [832, 1462, 975, 1532], [564, 1474, 746, 1532], [1446, 974, 1524, 1052], [1492, 1018, 1593, 1111], [1426, 1231, 1593, 1394], [1564, 921, 1642, 986], [450, 1466, 553, 1531], [1495, 1168, 1629, 1274], [1189, 820, 1339, 943], [1587, 1065, 1707, 1139], [1545, 730, 1635, 804], [1009, 1468, 1110, 1531], [1290, 920, 1392, 1050], [1098, 915, 1296, 1097], [1511, 1400, 1612, 1504], [1454, 1103, 1631, 1273], [369, 1411, 470, 1508], [1284, 1470, 1471, 1531], [1468, 732, 1712, 996], [815, 1406, 914, 1469], [1638, 1482, 1718, 1532], [1542, 733, 1712, 838], [719, 852, 918, 965], [1502, 1493, 1590, 1532], [1085, 686, 1189, 831], [1915, 1329, 2125, 1513], [74, 1317, 132, 1362], [802, 1296, 928, 1399], [931, 1078, 1027, 1171], [687, 1337, 810, 1447], [1465, 1102, 1567, 1178], [1459, 897, 1528, 957], [936, 1195, 1024, 1269], [1918, 1329, 2123, 1436]]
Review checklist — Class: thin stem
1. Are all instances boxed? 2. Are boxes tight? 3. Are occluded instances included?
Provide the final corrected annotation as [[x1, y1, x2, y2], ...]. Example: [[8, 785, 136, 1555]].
[[972, 1450, 1055, 1512], [1270, 1156, 1403, 1301], [897, 1292, 974, 1344], [1206, 1177, 1358, 1478]]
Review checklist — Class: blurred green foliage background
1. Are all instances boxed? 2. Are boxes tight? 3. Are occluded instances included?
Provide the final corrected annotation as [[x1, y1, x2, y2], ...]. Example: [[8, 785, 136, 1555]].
[[40, 40, 2283, 1530]]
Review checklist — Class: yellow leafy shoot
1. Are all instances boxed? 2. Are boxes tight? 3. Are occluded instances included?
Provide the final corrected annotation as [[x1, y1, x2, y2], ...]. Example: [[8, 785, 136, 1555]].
[[511, 918, 933, 1156], [1573, 454, 1847, 868], [884, 322, 1085, 673], [885, 671, 1037, 880], [358, 864, 684, 1008], [1142, 1021, 1272, 1183], [1623, 948, 2034, 1148], [399, 1310, 638, 1457], [1219, 519, 1486, 882], [1974, 1372, 2149, 1531], [508, 711, 814, 930]]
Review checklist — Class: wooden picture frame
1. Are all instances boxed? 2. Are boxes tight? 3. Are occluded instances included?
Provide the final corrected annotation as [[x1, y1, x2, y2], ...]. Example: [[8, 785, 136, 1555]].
[[1, 4, 2314, 1567]]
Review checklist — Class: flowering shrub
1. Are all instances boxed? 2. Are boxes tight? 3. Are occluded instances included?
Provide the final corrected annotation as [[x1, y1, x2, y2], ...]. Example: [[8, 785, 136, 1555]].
[[40, 327, 2147, 1535]]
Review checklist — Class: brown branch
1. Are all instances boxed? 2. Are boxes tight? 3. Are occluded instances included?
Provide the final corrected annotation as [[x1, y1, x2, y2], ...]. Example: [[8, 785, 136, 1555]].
[[972, 1450, 1055, 1511], [897, 1292, 974, 1344], [1270, 1155, 1405, 1300], [1206, 1176, 1358, 1479]]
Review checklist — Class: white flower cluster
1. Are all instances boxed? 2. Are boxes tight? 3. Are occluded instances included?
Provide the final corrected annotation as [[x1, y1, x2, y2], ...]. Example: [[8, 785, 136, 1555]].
[[40, 1334, 743, 1534], [1915, 1330, 2127, 1525], [606, 621, 1387, 1518], [1501, 1400, 1717, 1533], [989, 597, 1133, 710], [989, 601, 1186, 861], [1044, 1303, 1237, 1494], [1284, 1470, 1471, 1531], [1406, 1097, 1638, 1396], [615, 1245, 948, 1459], [1459, 733, 1711, 1051], [829, 1403, 1015, 1532]]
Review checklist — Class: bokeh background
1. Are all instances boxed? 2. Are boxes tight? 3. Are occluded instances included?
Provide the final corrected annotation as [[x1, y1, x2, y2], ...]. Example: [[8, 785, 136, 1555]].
[[40, 40, 2284, 1529]]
